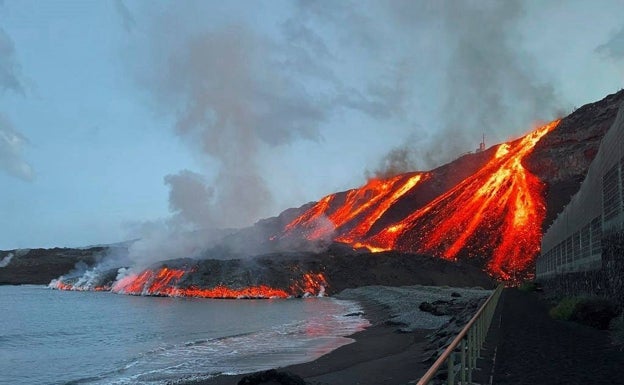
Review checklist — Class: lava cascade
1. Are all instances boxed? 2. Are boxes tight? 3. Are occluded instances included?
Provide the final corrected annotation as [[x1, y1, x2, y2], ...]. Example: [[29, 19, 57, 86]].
[[283, 173, 427, 244], [52, 267, 328, 299], [281, 121, 560, 281]]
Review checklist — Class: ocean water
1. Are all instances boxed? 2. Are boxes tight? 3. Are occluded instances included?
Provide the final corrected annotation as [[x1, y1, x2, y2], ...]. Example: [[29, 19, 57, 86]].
[[0, 285, 369, 385]]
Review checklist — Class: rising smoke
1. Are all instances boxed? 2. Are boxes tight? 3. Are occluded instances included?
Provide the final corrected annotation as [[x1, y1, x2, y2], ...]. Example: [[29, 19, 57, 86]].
[[0, 26, 33, 181], [424, 0, 559, 169], [141, 24, 326, 231], [376, 0, 560, 172], [0, 252, 13, 267], [596, 25, 624, 60], [117, 10, 336, 267], [117, 0, 563, 267], [367, 144, 419, 179]]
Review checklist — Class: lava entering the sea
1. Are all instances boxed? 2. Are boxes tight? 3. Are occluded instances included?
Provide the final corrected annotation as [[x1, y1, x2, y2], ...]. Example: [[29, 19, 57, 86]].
[[51, 266, 328, 299], [280, 121, 560, 281]]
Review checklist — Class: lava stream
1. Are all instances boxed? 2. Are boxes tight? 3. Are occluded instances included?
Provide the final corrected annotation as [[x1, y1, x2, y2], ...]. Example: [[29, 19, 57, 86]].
[[282, 120, 560, 281], [51, 266, 328, 299], [282, 173, 426, 241]]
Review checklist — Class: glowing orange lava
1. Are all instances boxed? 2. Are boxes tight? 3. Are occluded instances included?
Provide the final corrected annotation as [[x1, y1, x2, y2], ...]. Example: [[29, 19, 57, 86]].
[[282, 121, 560, 281], [283, 173, 426, 241], [53, 267, 328, 299]]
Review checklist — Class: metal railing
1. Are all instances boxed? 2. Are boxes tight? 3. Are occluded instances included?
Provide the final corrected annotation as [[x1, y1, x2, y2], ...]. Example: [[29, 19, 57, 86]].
[[417, 284, 504, 385]]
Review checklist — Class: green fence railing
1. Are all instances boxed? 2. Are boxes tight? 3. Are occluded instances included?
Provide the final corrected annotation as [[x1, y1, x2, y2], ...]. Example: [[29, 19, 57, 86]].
[[417, 284, 504, 385]]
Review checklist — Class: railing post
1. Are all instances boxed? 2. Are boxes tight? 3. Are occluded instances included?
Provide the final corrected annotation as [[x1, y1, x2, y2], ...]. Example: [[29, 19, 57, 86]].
[[416, 285, 504, 385], [480, 314, 484, 351], [472, 320, 478, 366], [468, 328, 474, 384], [448, 351, 455, 385], [460, 338, 466, 384]]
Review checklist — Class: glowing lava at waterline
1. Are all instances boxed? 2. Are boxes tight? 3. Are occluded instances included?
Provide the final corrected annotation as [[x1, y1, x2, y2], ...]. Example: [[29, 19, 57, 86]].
[[52, 267, 328, 299], [281, 121, 560, 281]]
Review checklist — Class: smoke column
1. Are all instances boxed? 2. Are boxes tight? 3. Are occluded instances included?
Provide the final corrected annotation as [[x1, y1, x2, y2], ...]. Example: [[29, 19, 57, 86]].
[[0, 26, 33, 181]]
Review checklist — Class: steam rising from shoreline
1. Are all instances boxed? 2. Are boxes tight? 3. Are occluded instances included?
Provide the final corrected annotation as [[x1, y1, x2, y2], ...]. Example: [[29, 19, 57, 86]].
[[0, 252, 13, 267], [119, 1, 565, 267]]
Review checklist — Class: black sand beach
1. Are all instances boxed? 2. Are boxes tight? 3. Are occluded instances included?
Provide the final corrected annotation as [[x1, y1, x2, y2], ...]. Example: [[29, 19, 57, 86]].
[[180, 286, 491, 385], [182, 301, 428, 385]]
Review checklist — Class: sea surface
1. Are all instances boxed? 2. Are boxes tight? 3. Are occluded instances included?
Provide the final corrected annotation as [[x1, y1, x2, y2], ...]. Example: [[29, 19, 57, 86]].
[[0, 285, 369, 385]]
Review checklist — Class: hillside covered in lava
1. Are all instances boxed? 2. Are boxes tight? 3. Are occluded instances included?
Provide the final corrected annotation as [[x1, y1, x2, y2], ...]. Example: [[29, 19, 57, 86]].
[[2, 90, 623, 293], [264, 90, 624, 281]]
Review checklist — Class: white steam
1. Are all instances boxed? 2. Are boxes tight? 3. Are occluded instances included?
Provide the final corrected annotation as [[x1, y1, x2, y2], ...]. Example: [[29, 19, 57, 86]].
[[378, 0, 560, 170], [115, 1, 566, 267], [0, 27, 33, 181], [0, 252, 13, 267]]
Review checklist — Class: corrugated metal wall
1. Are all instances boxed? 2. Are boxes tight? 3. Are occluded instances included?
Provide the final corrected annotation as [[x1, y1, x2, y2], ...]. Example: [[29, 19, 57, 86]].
[[537, 105, 624, 279]]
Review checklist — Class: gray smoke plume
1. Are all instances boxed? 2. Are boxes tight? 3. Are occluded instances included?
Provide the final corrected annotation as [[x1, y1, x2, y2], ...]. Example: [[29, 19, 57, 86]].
[[122, 11, 338, 265], [146, 24, 324, 231], [367, 144, 419, 179], [392, 0, 558, 169], [120, 1, 564, 266], [427, 0, 558, 168], [293, 0, 560, 175], [0, 252, 13, 267], [596, 25, 624, 60], [113, 0, 135, 33], [0, 26, 32, 181], [0, 113, 33, 181], [0, 26, 23, 95]]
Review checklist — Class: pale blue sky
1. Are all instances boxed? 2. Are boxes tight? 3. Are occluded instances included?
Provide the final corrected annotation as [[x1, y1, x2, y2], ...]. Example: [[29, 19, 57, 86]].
[[1, 0, 623, 249]]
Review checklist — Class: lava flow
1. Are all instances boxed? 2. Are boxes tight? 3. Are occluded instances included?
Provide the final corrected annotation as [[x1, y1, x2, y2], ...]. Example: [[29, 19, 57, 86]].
[[281, 121, 560, 281], [283, 173, 427, 242], [52, 266, 328, 299]]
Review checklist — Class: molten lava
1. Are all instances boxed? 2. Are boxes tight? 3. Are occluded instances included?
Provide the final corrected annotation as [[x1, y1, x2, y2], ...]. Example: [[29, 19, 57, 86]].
[[53, 266, 328, 299], [281, 121, 560, 281], [283, 173, 427, 241]]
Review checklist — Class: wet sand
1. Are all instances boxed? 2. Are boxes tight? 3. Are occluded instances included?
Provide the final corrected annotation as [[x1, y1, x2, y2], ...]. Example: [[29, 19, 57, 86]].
[[181, 286, 491, 385]]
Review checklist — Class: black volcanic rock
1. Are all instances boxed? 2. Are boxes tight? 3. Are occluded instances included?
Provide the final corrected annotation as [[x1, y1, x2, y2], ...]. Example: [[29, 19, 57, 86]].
[[171, 248, 495, 295]]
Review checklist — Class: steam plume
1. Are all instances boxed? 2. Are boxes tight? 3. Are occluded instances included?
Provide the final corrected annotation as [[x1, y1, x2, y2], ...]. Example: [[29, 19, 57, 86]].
[[0, 113, 33, 180], [143, 25, 325, 232], [424, 0, 558, 168], [0, 27, 32, 181], [0, 252, 13, 267], [0, 27, 23, 94], [367, 144, 419, 179], [596, 25, 624, 60]]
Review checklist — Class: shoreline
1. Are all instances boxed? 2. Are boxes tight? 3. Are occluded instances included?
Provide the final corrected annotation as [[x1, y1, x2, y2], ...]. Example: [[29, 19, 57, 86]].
[[182, 298, 430, 385], [181, 285, 491, 385]]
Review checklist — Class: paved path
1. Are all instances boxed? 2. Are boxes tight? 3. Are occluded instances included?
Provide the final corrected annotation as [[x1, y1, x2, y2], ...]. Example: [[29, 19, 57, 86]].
[[490, 289, 624, 385]]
